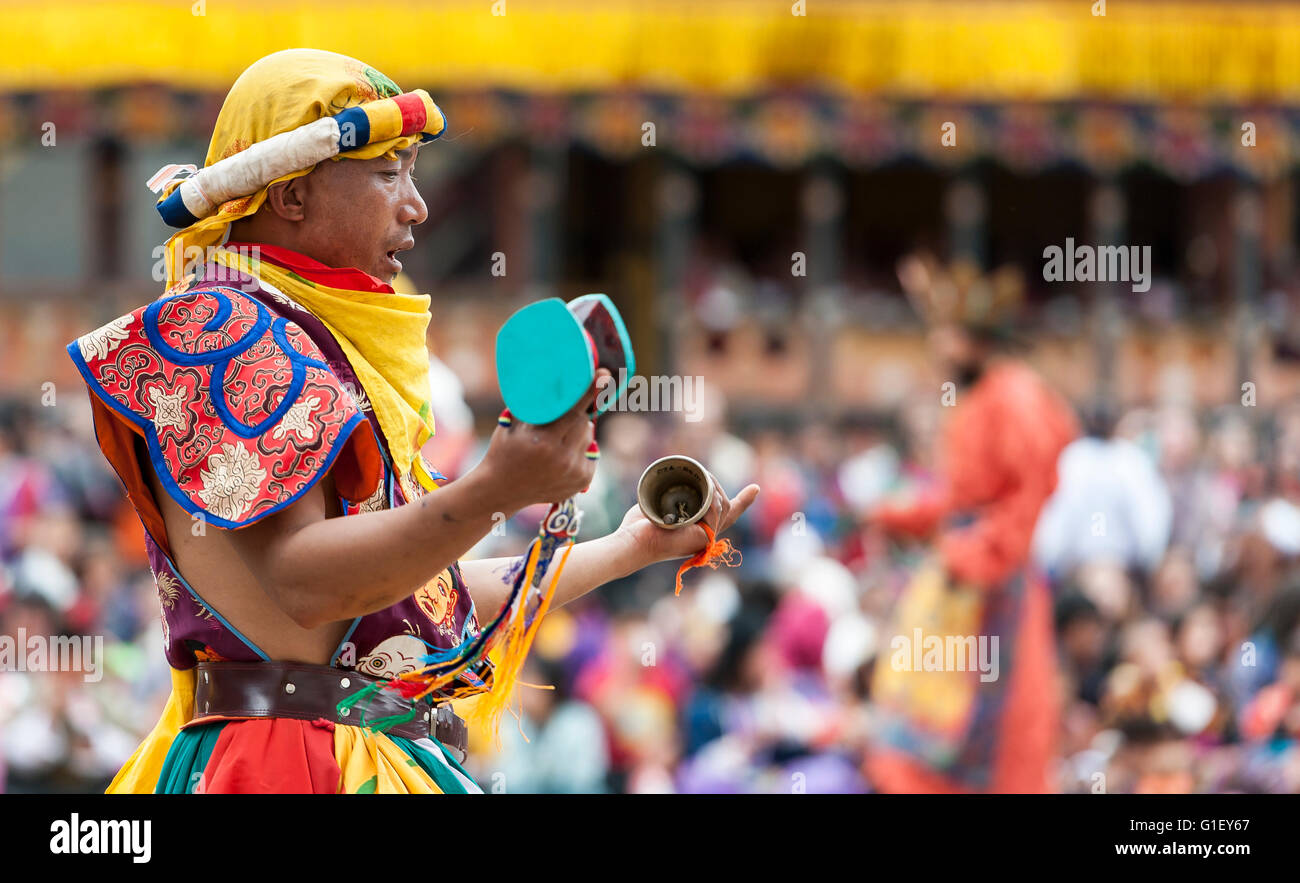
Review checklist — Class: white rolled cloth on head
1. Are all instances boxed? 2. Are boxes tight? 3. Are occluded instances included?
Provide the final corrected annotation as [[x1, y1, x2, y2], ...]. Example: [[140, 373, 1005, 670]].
[[173, 116, 343, 219]]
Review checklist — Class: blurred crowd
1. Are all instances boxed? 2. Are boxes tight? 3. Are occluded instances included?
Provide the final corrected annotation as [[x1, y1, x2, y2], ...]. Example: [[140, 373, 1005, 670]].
[[5, 336, 1300, 794]]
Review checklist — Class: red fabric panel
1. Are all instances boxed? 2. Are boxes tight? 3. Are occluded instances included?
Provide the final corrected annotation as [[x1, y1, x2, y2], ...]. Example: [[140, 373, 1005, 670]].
[[200, 718, 341, 794], [990, 575, 1058, 793]]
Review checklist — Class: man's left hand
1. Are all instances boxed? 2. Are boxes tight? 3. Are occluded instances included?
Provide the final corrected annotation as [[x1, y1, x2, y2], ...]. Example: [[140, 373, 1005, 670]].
[[614, 476, 760, 567]]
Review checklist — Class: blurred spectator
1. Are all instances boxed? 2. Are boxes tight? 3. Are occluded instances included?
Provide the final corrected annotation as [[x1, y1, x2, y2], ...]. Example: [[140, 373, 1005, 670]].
[[1034, 404, 1172, 578]]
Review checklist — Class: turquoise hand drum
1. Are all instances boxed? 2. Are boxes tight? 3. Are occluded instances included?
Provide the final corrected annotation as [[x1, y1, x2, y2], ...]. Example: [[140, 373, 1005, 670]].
[[495, 293, 635, 425]]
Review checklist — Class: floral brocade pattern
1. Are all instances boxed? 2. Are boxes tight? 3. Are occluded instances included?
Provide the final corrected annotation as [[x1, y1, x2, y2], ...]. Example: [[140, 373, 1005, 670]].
[[69, 286, 366, 528]]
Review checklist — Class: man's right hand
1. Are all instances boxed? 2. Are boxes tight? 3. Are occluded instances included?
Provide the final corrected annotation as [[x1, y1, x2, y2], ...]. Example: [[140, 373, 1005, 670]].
[[473, 367, 610, 512]]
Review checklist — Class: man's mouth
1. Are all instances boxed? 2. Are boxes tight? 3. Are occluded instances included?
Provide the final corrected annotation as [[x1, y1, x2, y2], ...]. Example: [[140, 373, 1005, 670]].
[[384, 240, 414, 275]]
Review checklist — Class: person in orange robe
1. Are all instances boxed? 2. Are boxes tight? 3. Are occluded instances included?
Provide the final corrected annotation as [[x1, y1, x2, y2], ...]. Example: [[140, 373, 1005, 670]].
[[866, 255, 1080, 793]]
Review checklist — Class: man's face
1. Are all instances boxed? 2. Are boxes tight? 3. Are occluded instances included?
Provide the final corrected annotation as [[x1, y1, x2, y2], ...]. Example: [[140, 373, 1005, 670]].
[[291, 144, 427, 282], [928, 323, 979, 386]]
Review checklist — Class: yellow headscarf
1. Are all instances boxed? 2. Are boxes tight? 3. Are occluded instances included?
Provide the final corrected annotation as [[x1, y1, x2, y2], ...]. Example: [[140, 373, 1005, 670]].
[[161, 48, 437, 282], [160, 49, 442, 485]]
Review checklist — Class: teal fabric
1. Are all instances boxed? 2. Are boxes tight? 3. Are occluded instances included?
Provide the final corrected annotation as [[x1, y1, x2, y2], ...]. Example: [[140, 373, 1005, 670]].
[[154, 721, 227, 794], [391, 735, 478, 794]]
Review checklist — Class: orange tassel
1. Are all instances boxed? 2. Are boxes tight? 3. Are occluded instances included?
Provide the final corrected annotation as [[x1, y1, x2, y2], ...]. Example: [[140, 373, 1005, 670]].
[[464, 538, 573, 749], [674, 522, 742, 596]]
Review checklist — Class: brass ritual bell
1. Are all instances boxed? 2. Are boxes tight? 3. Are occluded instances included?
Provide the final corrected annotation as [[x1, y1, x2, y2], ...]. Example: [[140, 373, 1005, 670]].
[[636, 455, 715, 530]]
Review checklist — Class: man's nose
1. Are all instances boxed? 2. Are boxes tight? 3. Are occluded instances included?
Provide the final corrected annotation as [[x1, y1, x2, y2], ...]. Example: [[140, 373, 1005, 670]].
[[400, 178, 427, 226]]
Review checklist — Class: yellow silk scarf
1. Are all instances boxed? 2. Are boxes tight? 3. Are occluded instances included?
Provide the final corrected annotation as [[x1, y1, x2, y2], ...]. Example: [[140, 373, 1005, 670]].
[[209, 246, 437, 487]]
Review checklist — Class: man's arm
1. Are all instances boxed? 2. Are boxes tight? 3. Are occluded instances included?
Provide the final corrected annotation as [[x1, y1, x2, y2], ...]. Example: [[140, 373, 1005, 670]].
[[457, 478, 761, 615], [221, 465, 518, 628], [457, 531, 648, 616], [218, 380, 606, 630]]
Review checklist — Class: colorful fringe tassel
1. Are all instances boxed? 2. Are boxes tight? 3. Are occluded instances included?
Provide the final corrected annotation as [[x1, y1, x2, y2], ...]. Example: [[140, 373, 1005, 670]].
[[464, 540, 573, 747]]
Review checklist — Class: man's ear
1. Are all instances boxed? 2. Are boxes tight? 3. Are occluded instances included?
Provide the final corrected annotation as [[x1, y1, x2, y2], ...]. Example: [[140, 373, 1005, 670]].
[[264, 177, 308, 222]]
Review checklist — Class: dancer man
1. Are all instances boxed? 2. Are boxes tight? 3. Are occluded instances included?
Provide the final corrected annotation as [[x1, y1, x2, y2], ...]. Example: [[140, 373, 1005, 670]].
[[868, 255, 1078, 793], [68, 48, 758, 793]]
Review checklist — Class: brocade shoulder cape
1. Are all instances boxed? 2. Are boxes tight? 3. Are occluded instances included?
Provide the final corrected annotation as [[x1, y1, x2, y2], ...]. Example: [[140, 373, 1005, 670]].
[[67, 257, 483, 683]]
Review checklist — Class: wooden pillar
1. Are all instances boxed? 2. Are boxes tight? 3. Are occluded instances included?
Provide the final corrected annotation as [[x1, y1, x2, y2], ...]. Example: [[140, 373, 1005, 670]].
[[1089, 179, 1126, 412], [945, 172, 986, 267], [1234, 180, 1263, 393], [524, 144, 566, 302], [654, 157, 698, 375], [802, 160, 844, 419]]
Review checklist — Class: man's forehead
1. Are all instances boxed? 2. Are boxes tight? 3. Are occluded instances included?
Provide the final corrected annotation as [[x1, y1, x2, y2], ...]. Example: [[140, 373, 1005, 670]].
[[341, 143, 416, 168]]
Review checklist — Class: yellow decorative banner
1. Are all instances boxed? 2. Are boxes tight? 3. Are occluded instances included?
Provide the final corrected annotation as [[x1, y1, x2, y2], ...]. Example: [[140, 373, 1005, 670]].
[[3, 1, 1300, 103]]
